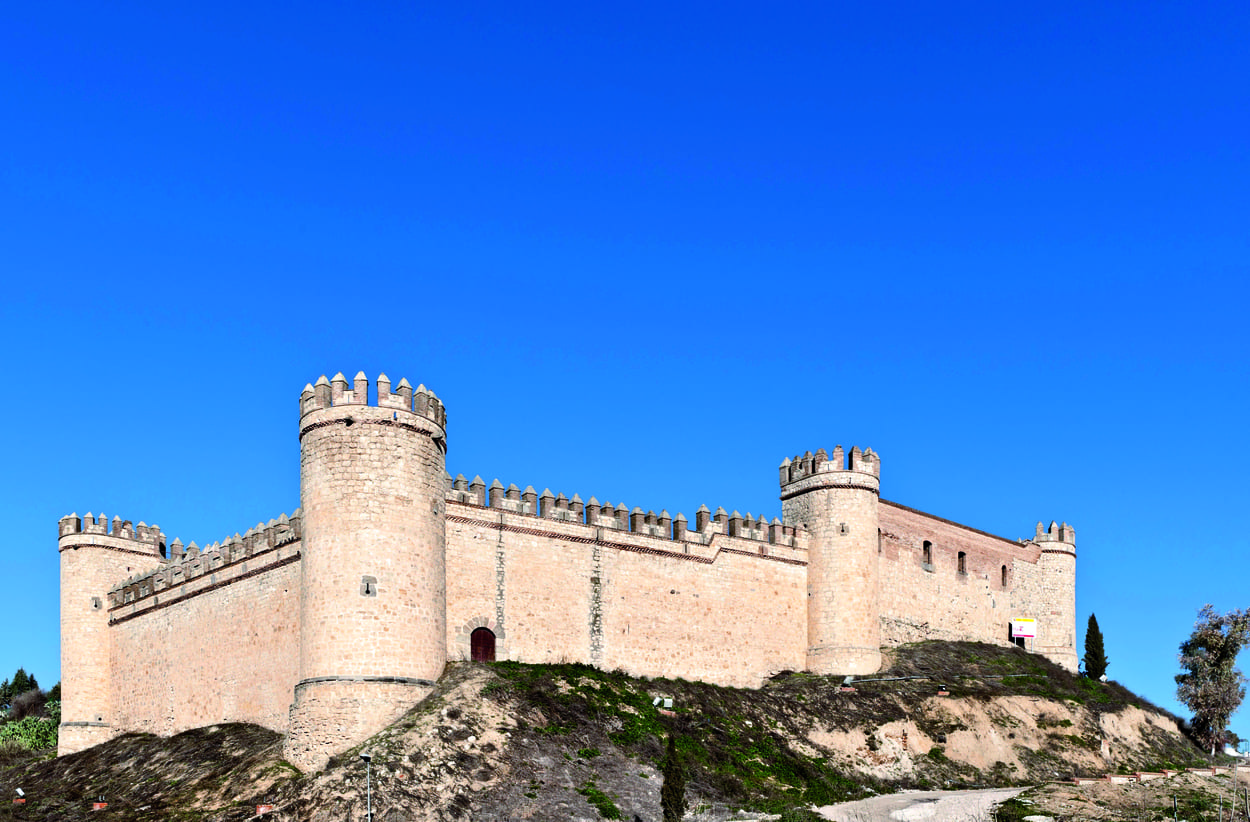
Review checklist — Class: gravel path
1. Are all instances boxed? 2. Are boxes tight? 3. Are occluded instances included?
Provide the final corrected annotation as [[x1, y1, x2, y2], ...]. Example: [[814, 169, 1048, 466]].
[[814, 787, 1029, 822]]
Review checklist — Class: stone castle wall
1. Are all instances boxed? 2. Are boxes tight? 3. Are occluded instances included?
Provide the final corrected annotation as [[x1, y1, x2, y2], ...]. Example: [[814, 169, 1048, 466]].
[[444, 499, 808, 688], [59, 372, 1077, 768], [109, 558, 300, 737]]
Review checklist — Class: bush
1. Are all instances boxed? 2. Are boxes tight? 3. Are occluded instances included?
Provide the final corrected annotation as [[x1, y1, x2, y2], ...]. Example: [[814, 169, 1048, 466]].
[[9, 688, 47, 720], [0, 715, 58, 750]]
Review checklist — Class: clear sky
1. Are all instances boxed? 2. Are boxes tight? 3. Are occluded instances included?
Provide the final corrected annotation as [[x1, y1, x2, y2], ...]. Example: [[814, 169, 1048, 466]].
[[3, 2, 1248, 738]]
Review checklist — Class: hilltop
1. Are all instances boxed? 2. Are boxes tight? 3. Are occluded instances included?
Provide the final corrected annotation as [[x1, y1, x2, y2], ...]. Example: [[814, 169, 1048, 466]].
[[0, 642, 1211, 821]]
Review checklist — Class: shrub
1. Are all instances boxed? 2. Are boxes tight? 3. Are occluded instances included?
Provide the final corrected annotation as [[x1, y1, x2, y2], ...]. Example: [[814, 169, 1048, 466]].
[[9, 688, 47, 721], [578, 780, 622, 819], [0, 715, 58, 750]]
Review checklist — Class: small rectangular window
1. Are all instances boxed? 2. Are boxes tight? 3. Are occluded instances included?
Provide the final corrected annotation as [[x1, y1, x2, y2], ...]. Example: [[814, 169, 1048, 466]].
[[957, 552, 967, 575]]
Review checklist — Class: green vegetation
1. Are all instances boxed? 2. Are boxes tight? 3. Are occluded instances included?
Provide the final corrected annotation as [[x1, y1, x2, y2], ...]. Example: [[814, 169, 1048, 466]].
[[0, 668, 38, 708], [660, 733, 686, 822], [578, 780, 622, 819], [485, 658, 876, 812], [0, 699, 59, 750], [991, 796, 1035, 822], [480, 642, 1208, 814], [1083, 612, 1109, 680], [487, 661, 667, 747], [1176, 604, 1250, 751], [0, 667, 57, 758]]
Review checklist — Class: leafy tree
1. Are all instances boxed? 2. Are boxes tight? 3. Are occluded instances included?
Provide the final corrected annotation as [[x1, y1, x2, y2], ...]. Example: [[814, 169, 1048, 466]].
[[0, 669, 42, 712], [661, 733, 686, 822], [9, 668, 32, 697], [1083, 613, 1109, 679], [1176, 604, 1250, 752]]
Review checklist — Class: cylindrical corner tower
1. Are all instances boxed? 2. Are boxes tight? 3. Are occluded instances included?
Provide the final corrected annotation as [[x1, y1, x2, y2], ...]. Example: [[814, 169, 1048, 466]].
[[284, 371, 448, 771], [58, 513, 164, 756], [780, 446, 882, 676], [1033, 521, 1078, 672]]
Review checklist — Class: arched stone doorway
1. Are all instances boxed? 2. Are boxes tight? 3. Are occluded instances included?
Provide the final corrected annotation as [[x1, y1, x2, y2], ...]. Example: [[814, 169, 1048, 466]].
[[471, 627, 496, 662]]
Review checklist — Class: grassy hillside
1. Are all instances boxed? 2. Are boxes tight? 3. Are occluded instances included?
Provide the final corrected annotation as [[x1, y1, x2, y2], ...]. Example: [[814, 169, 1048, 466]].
[[0, 642, 1211, 821]]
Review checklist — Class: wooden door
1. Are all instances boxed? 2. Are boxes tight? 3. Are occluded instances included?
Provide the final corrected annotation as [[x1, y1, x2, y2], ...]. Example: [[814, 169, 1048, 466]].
[[471, 628, 496, 662]]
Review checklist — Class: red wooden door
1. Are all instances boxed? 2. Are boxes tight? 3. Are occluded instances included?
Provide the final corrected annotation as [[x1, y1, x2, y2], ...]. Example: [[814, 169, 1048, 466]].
[[471, 628, 496, 662]]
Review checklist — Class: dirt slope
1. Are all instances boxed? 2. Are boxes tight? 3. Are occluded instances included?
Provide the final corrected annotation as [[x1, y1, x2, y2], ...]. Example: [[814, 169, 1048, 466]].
[[0, 643, 1209, 821]]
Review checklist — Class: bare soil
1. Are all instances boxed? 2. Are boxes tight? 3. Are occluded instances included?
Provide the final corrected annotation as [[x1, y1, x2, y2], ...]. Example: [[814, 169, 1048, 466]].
[[0, 642, 1216, 821]]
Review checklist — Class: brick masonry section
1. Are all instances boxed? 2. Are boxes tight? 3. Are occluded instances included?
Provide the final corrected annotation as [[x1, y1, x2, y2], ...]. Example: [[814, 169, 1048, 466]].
[[57, 374, 1078, 769]]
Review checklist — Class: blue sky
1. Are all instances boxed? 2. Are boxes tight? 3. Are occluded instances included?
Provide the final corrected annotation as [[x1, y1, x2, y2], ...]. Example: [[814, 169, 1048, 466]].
[[2, 2, 1248, 739]]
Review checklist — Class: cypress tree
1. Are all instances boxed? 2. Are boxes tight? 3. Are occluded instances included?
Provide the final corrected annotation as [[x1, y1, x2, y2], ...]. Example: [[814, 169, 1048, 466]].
[[661, 733, 686, 822], [1083, 613, 1109, 680]]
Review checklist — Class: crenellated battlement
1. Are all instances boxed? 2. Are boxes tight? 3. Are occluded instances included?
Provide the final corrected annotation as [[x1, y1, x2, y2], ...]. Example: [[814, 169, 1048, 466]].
[[779, 445, 880, 487], [445, 473, 805, 549], [1033, 520, 1077, 546], [299, 372, 446, 429], [59, 512, 165, 551], [106, 511, 302, 608]]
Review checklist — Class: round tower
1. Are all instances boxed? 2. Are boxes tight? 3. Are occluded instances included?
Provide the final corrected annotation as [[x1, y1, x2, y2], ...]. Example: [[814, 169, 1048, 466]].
[[57, 513, 164, 755], [779, 446, 882, 676], [284, 372, 448, 771], [1032, 520, 1078, 672]]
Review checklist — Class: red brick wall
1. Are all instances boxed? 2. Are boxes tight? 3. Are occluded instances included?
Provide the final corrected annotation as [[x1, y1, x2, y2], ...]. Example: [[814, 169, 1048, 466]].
[[877, 501, 1075, 669]]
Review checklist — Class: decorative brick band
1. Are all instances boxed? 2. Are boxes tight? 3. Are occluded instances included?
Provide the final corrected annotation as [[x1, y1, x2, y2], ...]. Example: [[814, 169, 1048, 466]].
[[779, 475, 880, 501], [294, 675, 436, 689], [446, 514, 808, 567], [298, 417, 445, 447], [60, 721, 110, 728], [718, 546, 807, 566], [1041, 548, 1077, 558], [58, 542, 161, 558], [108, 552, 302, 624]]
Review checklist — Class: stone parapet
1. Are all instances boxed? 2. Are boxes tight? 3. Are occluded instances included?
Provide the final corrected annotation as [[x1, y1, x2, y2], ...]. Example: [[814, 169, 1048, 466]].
[[445, 476, 805, 551], [300, 371, 446, 433], [107, 539, 301, 620], [445, 500, 809, 567], [59, 513, 165, 556], [107, 512, 302, 608]]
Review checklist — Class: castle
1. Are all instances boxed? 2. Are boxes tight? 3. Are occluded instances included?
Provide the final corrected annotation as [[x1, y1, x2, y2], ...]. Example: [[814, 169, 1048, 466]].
[[57, 372, 1077, 770]]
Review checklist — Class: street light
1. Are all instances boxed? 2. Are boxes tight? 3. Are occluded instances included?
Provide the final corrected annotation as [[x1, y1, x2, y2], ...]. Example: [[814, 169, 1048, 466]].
[[360, 753, 372, 822]]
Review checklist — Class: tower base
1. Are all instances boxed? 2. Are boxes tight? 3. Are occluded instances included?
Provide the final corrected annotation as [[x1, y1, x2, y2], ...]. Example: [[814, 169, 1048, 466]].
[[283, 678, 435, 772], [806, 644, 882, 677], [58, 723, 119, 757], [1038, 646, 1079, 673]]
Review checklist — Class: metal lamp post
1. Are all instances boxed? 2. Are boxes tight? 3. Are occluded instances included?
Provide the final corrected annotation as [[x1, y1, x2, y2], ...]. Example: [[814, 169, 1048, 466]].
[[360, 752, 372, 822]]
